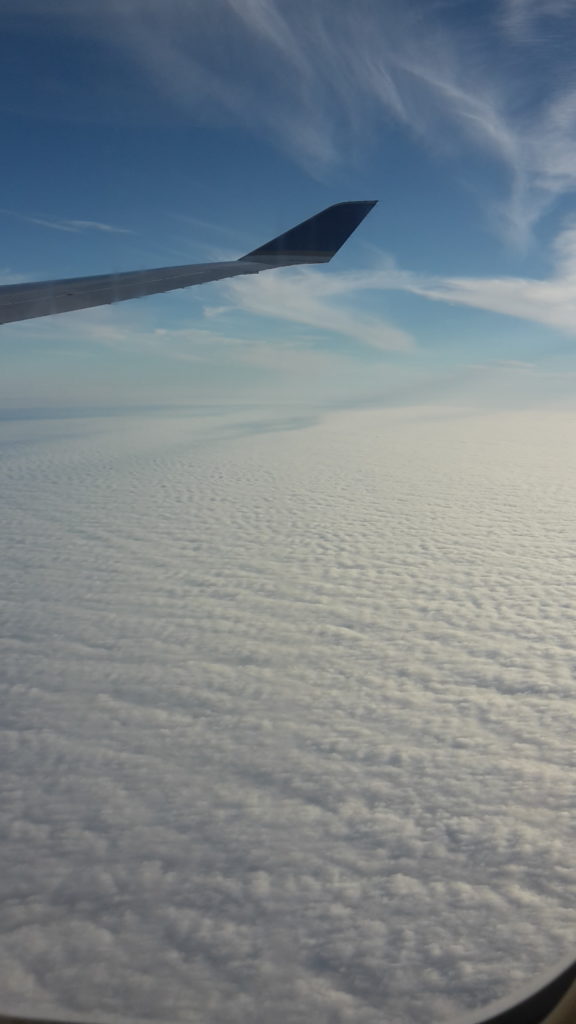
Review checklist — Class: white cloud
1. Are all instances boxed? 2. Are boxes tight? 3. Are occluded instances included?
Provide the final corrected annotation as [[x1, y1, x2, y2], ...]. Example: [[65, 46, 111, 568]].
[[65, 219, 133, 234], [502, 0, 574, 39], [0, 269, 29, 285], [366, 220, 576, 336], [222, 218, 576, 343], [9, 0, 576, 243], [221, 267, 413, 353], [220, 214, 576, 346], [0, 208, 132, 235], [1, 406, 576, 1023], [0, 275, 417, 409]]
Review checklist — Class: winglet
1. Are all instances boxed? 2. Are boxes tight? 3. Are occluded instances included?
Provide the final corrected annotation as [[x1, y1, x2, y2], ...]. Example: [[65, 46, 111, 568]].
[[238, 200, 378, 267]]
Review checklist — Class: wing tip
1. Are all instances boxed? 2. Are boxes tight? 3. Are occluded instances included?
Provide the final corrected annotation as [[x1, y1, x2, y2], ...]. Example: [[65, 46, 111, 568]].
[[324, 199, 378, 209], [239, 199, 378, 265]]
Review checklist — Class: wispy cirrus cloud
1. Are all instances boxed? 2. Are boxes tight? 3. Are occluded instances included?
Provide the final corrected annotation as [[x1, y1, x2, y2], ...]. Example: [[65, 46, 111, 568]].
[[64, 219, 133, 234], [372, 220, 576, 336], [1, 302, 418, 408], [219, 219, 576, 342], [0, 269, 29, 285], [0, 208, 132, 234], [501, 0, 574, 38], [220, 266, 413, 353], [8, 0, 576, 245]]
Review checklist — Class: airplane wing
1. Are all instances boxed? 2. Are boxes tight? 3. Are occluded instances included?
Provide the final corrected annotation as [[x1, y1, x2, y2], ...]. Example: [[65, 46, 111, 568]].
[[0, 200, 377, 326]]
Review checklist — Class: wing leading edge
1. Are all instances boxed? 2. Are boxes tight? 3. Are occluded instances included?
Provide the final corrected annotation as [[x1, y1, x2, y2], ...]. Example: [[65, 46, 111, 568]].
[[0, 200, 377, 326]]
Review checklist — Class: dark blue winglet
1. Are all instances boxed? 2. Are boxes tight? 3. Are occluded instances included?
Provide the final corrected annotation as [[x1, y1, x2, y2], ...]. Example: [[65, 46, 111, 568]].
[[239, 200, 378, 265]]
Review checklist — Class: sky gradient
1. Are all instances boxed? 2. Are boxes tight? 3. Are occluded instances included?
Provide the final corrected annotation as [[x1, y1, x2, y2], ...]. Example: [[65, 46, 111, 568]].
[[3, 0, 576, 410]]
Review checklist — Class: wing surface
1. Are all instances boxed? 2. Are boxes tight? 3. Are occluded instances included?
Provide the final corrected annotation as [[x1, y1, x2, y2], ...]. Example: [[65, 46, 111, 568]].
[[0, 201, 377, 325]]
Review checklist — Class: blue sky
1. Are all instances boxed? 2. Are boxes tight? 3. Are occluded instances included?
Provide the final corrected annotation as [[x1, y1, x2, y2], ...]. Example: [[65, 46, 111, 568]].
[[3, 0, 576, 410]]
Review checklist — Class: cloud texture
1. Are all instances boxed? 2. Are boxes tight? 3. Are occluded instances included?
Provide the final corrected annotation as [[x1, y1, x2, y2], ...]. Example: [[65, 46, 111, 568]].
[[353, 216, 576, 341], [7, 0, 576, 242], [215, 215, 576, 348], [1, 405, 576, 1023]]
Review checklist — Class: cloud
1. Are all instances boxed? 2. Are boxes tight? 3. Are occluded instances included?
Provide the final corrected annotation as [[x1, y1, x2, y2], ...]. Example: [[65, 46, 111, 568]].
[[501, 0, 574, 39], [367, 220, 576, 337], [220, 266, 414, 353], [1, 405, 576, 1023], [0, 257, 417, 410], [0, 301, 417, 409], [8, 0, 576, 242], [229, 218, 576, 344], [0, 269, 29, 285], [0, 209, 132, 235], [5, 301, 408, 363], [66, 220, 133, 234]]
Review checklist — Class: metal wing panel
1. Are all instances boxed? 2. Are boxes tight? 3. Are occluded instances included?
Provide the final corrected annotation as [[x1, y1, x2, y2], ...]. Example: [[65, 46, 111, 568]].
[[239, 200, 378, 265], [0, 261, 262, 325]]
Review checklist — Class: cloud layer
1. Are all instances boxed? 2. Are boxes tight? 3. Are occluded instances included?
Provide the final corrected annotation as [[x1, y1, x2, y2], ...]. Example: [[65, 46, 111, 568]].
[[1, 405, 575, 1023]]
